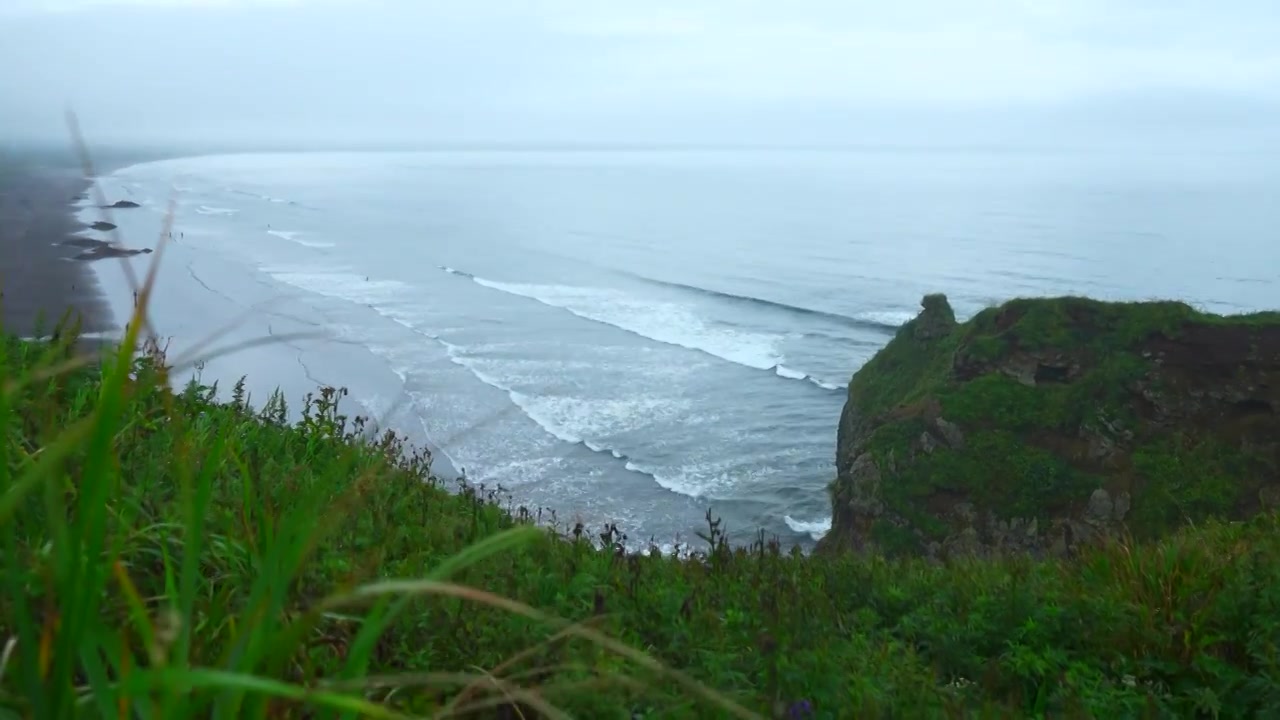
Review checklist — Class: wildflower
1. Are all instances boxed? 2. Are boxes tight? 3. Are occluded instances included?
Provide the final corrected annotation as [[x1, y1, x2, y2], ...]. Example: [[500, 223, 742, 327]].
[[788, 699, 814, 719]]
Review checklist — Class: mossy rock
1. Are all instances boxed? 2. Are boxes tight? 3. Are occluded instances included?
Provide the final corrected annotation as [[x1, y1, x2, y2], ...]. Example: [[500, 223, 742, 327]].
[[818, 294, 1280, 558]]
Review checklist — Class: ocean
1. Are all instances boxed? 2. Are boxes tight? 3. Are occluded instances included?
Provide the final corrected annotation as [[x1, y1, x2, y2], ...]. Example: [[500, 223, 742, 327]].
[[76, 148, 1280, 551]]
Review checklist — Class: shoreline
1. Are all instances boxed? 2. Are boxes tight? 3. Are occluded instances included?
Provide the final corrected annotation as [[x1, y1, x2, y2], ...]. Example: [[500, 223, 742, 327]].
[[0, 153, 462, 480], [60, 160, 464, 482]]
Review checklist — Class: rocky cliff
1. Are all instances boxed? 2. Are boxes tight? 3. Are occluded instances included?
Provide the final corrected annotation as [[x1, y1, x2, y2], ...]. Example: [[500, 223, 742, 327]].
[[816, 294, 1280, 558]]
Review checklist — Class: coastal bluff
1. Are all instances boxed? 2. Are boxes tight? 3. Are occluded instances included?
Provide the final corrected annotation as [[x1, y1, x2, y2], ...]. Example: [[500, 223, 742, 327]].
[[816, 293, 1280, 558]]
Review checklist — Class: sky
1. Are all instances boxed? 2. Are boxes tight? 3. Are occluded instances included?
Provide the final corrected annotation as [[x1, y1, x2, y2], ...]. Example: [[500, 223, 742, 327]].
[[2, 0, 1279, 149]]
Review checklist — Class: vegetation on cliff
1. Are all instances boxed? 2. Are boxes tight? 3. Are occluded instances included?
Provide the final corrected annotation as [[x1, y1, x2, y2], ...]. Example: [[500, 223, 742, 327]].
[[3, 310, 1280, 719], [820, 294, 1280, 559]]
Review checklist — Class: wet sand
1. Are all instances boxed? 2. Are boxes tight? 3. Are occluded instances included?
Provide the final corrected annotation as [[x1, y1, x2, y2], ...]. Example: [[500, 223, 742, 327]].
[[0, 164, 114, 338]]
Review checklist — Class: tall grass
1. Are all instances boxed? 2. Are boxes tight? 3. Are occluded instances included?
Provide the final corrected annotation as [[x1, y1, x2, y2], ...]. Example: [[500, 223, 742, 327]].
[[1, 272, 767, 720], [2, 132, 1279, 717], [5, 318, 1280, 719]]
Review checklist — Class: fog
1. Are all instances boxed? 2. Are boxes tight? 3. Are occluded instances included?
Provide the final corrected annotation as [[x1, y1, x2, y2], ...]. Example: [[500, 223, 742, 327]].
[[2, 0, 1278, 151]]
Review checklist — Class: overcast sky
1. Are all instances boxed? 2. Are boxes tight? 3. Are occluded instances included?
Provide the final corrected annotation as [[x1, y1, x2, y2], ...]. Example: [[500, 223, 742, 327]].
[[2, 0, 1278, 149]]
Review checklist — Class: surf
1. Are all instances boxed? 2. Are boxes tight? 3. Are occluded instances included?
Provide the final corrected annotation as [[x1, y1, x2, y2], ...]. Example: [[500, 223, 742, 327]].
[[622, 272, 906, 334], [442, 266, 849, 391]]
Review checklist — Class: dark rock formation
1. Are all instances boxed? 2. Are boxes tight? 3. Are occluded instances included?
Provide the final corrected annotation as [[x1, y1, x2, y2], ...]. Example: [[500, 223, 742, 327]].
[[817, 294, 1280, 559], [104, 200, 140, 209], [61, 236, 107, 249], [90, 221, 117, 231], [66, 237, 153, 261], [913, 292, 956, 341], [73, 247, 152, 261]]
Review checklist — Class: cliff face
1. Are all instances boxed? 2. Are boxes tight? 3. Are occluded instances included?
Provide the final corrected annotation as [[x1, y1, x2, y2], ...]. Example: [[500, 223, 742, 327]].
[[817, 294, 1280, 558]]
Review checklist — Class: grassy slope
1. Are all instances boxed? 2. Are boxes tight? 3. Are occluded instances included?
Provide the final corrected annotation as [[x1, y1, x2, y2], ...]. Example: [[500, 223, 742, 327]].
[[839, 297, 1280, 552], [3, 327, 1280, 719]]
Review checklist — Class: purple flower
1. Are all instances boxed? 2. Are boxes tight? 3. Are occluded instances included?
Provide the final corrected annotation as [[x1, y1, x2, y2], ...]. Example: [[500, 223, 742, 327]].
[[788, 700, 814, 719]]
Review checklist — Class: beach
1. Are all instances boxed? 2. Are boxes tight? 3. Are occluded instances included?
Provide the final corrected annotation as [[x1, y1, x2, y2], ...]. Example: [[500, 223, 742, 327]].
[[70, 161, 463, 480], [0, 163, 113, 339], [0, 157, 460, 479]]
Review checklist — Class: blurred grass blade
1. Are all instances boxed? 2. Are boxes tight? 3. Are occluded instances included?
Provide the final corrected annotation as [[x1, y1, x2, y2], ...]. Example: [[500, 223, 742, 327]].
[[336, 525, 544, 718], [122, 668, 410, 719], [322, 578, 763, 720], [0, 415, 94, 527]]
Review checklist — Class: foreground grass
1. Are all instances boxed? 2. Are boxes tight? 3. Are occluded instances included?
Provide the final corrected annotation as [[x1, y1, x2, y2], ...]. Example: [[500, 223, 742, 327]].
[[2, 328, 1280, 719]]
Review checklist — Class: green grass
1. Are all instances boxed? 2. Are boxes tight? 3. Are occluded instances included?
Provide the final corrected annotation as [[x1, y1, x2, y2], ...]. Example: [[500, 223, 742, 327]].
[[851, 295, 1278, 426], [3, 308, 1280, 718]]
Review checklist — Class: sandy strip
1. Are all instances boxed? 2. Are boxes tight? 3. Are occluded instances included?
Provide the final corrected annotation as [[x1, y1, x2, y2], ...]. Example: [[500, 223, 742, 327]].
[[0, 163, 113, 339]]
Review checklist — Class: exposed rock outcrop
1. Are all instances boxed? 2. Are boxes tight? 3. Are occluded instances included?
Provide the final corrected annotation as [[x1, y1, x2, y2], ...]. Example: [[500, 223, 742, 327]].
[[103, 200, 140, 209], [61, 236, 107, 249], [817, 294, 1280, 558], [90, 221, 117, 231], [62, 236, 153, 261]]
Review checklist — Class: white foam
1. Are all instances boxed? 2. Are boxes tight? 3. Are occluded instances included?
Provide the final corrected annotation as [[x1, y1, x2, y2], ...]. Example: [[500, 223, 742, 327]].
[[784, 515, 832, 540], [267, 230, 335, 249], [195, 206, 239, 216], [523, 393, 683, 444], [468, 276, 782, 371], [856, 309, 916, 327], [267, 268, 409, 306], [774, 364, 845, 391], [508, 390, 583, 444], [584, 440, 626, 459], [774, 365, 806, 380], [437, 340, 683, 456], [411, 411, 466, 476], [266, 274, 451, 393], [379, 306, 437, 337], [621, 460, 718, 498], [263, 269, 435, 344], [354, 392, 395, 426], [464, 453, 559, 483]]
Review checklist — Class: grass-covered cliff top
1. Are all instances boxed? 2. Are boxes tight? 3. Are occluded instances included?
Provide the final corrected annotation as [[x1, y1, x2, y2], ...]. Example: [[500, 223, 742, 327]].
[[848, 295, 1280, 424], [4, 319, 1280, 719], [827, 294, 1280, 557]]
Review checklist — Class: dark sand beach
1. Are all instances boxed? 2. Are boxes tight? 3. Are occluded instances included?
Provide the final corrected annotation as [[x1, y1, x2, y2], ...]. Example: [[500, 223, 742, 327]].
[[0, 164, 116, 338], [1, 143, 178, 341]]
